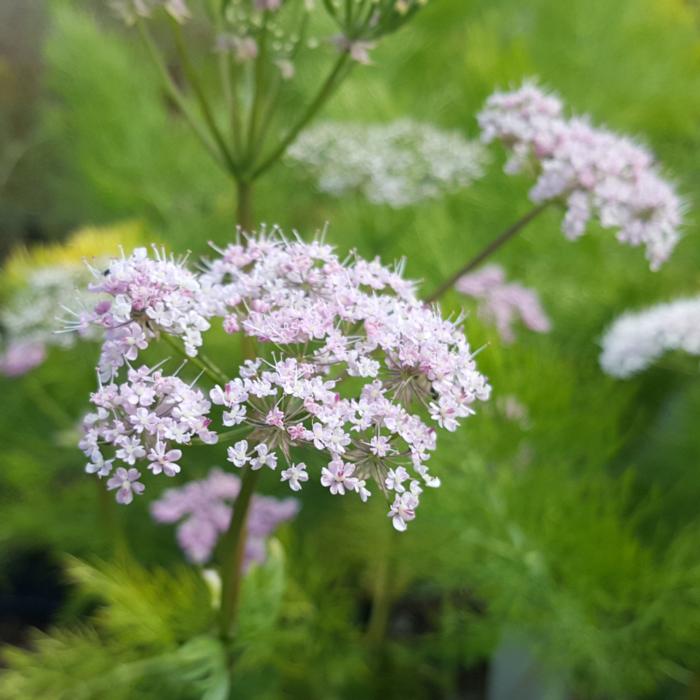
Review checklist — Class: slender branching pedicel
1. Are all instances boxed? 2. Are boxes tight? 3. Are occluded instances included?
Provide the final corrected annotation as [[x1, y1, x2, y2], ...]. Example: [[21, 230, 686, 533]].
[[600, 296, 700, 378], [288, 120, 488, 206], [74, 231, 490, 531], [110, 0, 431, 225]]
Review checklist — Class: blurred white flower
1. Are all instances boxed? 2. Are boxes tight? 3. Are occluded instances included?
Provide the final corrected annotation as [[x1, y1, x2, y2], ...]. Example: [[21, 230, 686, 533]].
[[288, 119, 488, 207], [600, 296, 700, 378]]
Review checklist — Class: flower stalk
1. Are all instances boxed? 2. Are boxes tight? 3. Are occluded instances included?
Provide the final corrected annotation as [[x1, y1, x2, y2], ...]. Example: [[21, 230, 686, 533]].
[[217, 466, 261, 641], [426, 202, 551, 303]]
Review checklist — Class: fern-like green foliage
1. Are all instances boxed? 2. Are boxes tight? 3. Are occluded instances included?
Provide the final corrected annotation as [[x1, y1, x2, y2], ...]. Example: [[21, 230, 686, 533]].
[[0, 557, 223, 700], [67, 557, 215, 646], [40, 1, 234, 252]]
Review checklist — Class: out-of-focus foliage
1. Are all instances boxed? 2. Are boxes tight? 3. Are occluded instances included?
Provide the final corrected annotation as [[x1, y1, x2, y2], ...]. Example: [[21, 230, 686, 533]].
[[0, 549, 299, 700], [0, 221, 145, 294], [2, 0, 700, 698]]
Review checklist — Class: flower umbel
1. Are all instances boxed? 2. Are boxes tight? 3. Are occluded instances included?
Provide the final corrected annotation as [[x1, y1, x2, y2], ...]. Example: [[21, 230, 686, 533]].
[[77, 230, 490, 528], [478, 81, 684, 269], [288, 120, 488, 207]]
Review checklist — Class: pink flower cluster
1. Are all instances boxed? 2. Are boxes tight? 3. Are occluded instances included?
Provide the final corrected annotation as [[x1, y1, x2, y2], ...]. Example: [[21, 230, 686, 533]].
[[79, 363, 217, 502], [151, 468, 299, 565], [456, 265, 551, 343], [478, 81, 684, 269], [78, 247, 211, 380], [0, 341, 46, 377], [77, 232, 490, 529]]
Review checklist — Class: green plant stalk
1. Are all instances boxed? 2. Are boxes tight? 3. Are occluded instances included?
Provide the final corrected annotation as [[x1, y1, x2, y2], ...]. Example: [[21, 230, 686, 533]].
[[218, 466, 261, 641], [425, 201, 551, 303], [136, 20, 226, 170], [365, 550, 393, 645], [170, 20, 240, 178], [236, 180, 254, 230], [251, 52, 351, 179], [244, 12, 270, 166]]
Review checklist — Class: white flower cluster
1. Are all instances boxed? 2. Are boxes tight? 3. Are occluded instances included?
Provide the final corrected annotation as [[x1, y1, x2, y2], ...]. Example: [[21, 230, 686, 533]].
[[0, 264, 100, 377], [287, 120, 488, 207], [478, 81, 684, 269], [600, 296, 700, 378], [76, 231, 491, 530]]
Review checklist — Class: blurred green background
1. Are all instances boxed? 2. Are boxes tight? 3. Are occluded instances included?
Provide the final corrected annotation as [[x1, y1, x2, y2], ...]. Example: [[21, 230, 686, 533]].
[[2, 0, 700, 698]]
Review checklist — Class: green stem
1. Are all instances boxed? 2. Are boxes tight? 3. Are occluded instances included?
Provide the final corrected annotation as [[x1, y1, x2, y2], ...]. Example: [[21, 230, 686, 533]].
[[251, 52, 351, 179], [96, 481, 130, 556], [170, 20, 240, 177], [218, 466, 261, 640], [425, 201, 551, 303], [236, 180, 254, 230], [365, 551, 393, 645], [160, 333, 227, 384], [137, 20, 226, 170], [24, 375, 73, 428], [244, 13, 270, 164]]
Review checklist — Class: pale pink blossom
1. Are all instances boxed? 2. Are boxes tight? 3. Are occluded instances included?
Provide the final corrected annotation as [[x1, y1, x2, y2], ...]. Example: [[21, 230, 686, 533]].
[[151, 468, 298, 565], [479, 81, 684, 269], [456, 264, 551, 343]]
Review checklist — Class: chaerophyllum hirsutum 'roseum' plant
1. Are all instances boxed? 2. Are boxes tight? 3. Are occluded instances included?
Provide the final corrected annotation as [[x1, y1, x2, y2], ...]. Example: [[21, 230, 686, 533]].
[[287, 119, 488, 206], [76, 232, 490, 528], [455, 264, 551, 344], [151, 467, 299, 566], [71, 230, 490, 637]]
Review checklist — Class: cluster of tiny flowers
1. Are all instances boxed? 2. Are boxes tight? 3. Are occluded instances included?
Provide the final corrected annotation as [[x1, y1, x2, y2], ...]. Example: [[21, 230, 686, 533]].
[[198, 229, 490, 529], [600, 296, 700, 378], [76, 231, 489, 528], [151, 468, 298, 565], [455, 265, 551, 343], [79, 363, 217, 502], [478, 81, 684, 269], [0, 264, 100, 377], [288, 120, 488, 207], [71, 247, 211, 380]]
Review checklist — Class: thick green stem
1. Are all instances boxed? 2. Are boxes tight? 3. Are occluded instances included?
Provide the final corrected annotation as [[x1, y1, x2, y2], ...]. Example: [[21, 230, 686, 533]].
[[236, 180, 254, 230], [218, 466, 261, 640], [425, 201, 551, 303], [251, 52, 351, 179], [365, 552, 393, 645]]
